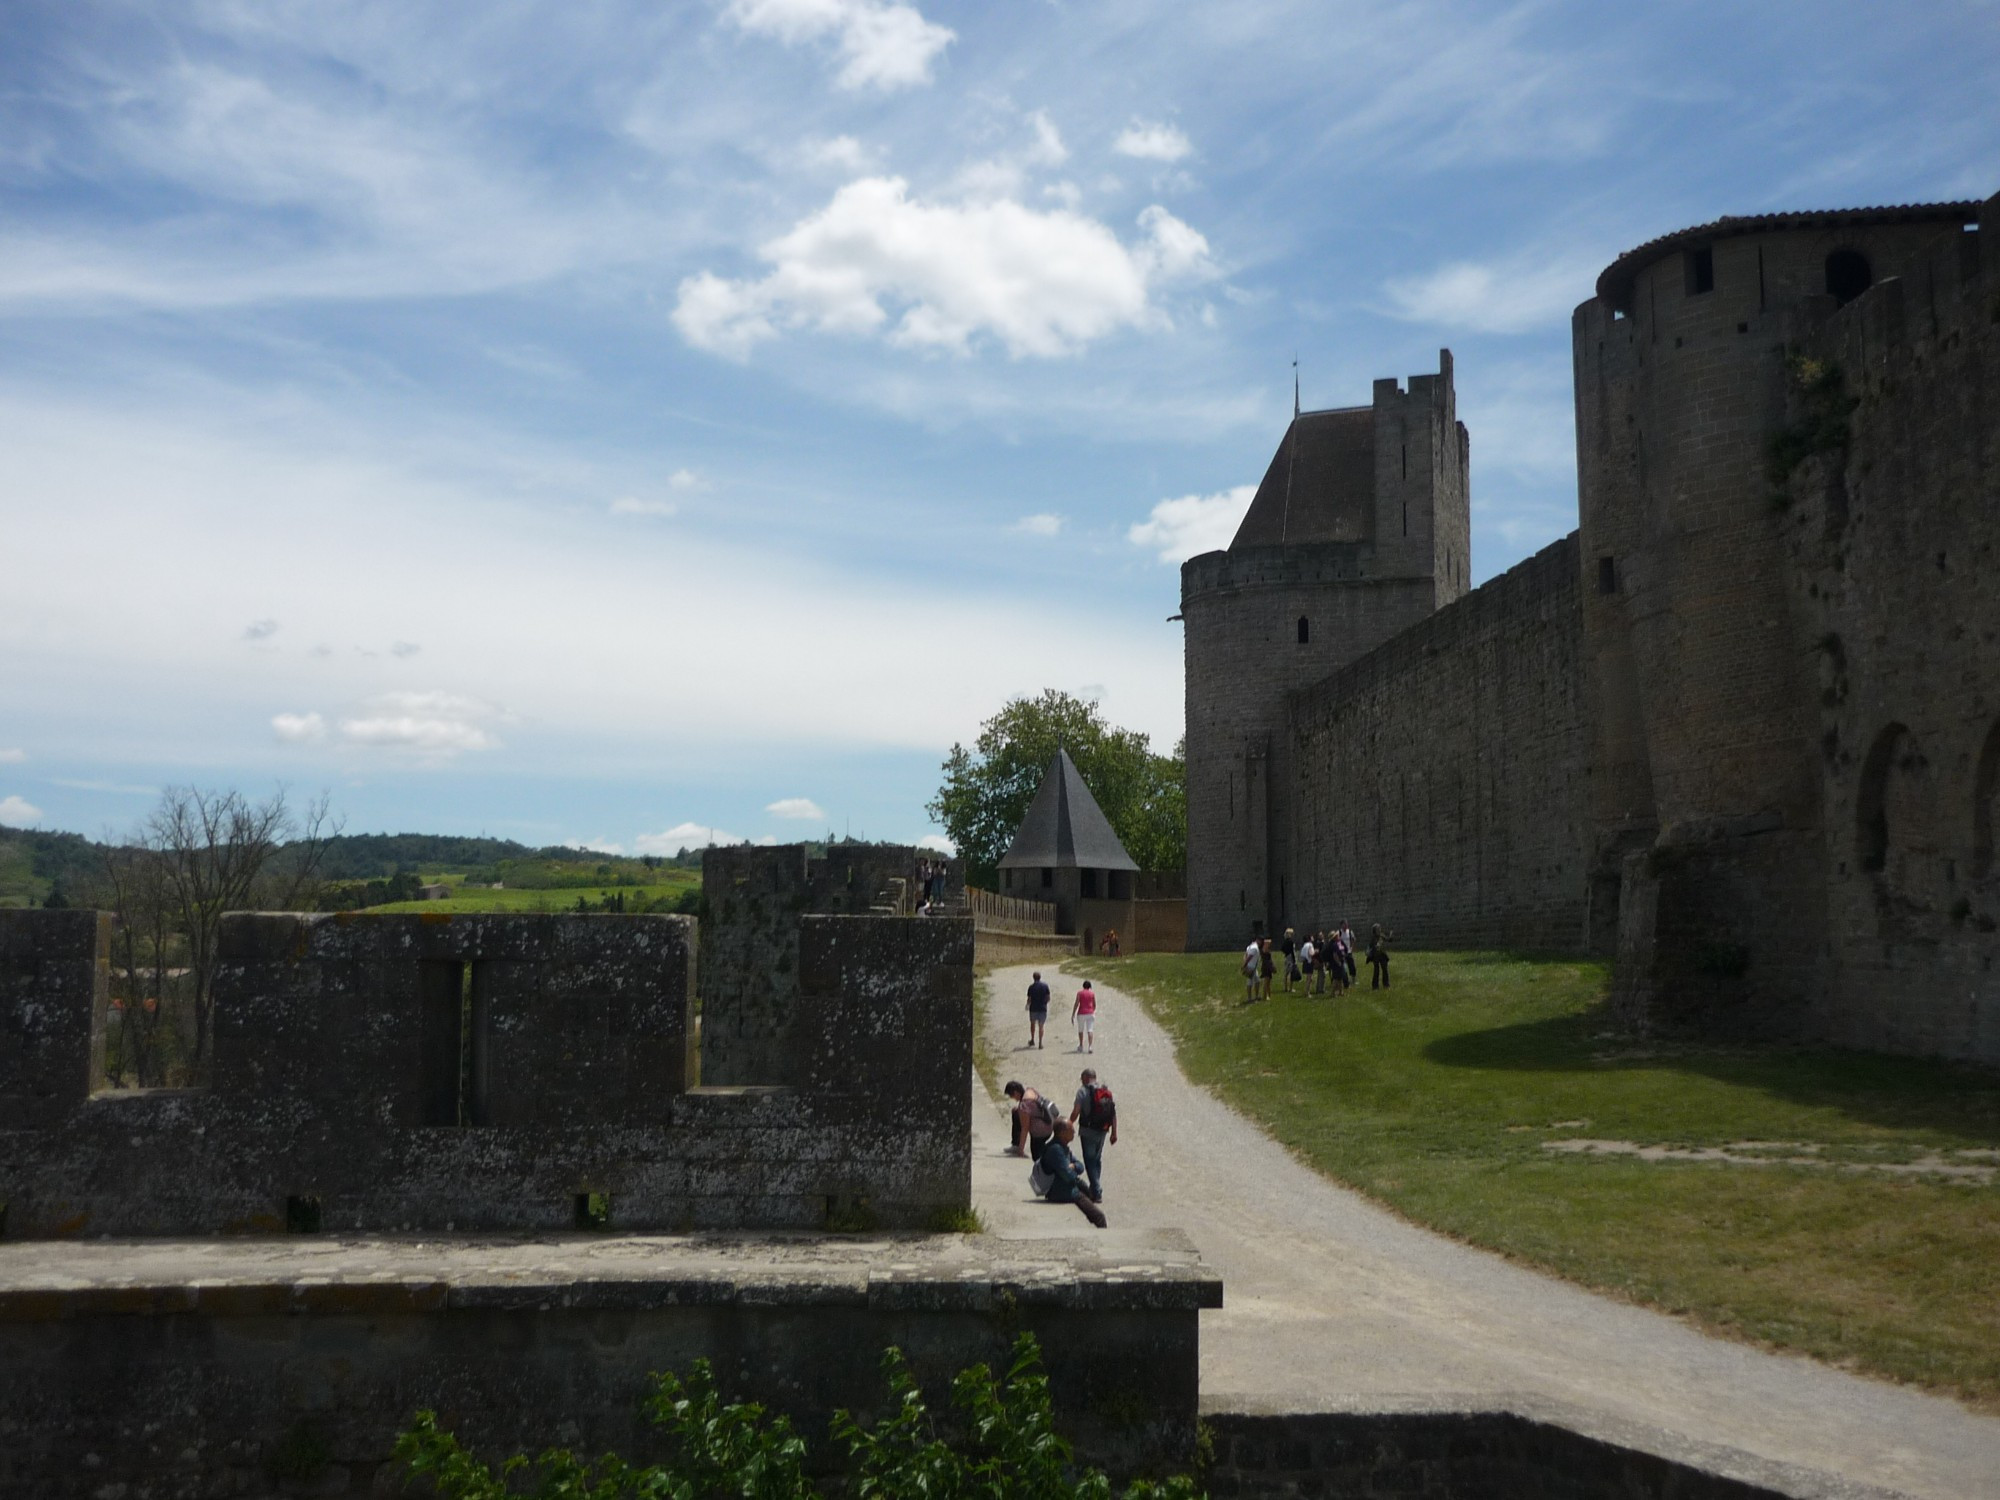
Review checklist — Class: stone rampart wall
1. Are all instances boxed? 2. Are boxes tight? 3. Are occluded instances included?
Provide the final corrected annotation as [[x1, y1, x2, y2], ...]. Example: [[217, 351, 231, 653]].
[[1283, 534, 1589, 949], [0, 909, 971, 1235], [1782, 202, 2000, 1060]]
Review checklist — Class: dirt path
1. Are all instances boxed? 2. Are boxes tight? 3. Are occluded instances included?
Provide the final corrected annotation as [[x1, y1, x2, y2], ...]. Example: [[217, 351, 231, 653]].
[[973, 963, 2000, 1500]]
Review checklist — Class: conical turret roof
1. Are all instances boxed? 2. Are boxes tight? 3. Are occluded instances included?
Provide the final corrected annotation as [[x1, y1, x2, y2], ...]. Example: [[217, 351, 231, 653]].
[[996, 748, 1139, 872]]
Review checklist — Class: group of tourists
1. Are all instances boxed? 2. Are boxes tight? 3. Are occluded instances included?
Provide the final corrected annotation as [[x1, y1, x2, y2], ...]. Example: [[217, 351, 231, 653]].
[[1003, 1067, 1118, 1229], [913, 857, 952, 906], [1022, 970, 1098, 1052], [1242, 922, 1392, 1001]]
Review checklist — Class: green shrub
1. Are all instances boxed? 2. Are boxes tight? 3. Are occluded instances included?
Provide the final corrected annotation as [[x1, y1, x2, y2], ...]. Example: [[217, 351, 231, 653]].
[[392, 1334, 1199, 1500]]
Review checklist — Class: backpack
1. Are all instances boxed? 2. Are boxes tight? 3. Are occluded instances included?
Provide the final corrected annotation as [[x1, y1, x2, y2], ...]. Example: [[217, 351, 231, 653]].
[[1084, 1083, 1116, 1132], [1024, 1093, 1059, 1141]]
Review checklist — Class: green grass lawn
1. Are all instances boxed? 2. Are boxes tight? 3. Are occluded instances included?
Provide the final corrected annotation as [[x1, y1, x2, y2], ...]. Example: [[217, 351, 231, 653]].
[[1070, 950, 2000, 1410]]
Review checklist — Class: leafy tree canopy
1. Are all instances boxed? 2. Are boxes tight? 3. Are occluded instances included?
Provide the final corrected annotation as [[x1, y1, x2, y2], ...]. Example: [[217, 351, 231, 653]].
[[927, 691, 1185, 886]]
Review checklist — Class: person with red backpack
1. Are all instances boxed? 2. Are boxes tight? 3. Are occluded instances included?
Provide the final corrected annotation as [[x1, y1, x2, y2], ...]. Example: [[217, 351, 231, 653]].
[[1068, 1067, 1118, 1202]]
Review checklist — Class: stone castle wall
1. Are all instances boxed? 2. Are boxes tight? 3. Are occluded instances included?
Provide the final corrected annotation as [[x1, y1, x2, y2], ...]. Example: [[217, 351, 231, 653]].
[[0, 908, 972, 1235], [1781, 215, 2000, 1059], [1284, 534, 1589, 949]]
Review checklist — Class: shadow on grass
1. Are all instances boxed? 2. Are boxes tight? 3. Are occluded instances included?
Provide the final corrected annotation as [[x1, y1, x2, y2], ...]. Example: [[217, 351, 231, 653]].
[[1424, 1010, 2000, 1140]]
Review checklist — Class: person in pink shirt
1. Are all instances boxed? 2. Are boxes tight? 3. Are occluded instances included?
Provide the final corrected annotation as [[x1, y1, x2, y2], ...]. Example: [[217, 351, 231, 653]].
[[1071, 979, 1098, 1053]]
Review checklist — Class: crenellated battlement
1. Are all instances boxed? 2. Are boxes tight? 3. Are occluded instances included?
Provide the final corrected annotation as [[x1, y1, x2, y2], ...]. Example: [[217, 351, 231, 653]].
[[0, 907, 972, 1237]]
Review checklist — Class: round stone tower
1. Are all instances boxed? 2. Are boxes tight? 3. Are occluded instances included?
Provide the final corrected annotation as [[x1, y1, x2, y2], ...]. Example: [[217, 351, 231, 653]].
[[1571, 201, 1979, 1029]]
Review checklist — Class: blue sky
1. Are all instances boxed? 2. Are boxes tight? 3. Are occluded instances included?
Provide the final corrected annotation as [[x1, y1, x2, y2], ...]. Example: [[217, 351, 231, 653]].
[[2, 0, 1995, 853]]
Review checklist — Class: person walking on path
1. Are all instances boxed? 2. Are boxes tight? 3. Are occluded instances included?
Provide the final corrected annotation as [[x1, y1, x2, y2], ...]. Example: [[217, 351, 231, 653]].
[[1300, 931, 1319, 996], [1072, 979, 1099, 1052], [1259, 937, 1276, 1001], [1035, 1119, 1107, 1227], [1368, 923, 1393, 990], [1003, 1080, 1058, 1157], [1242, 936, 1262, 1003], [1339, 922, 1359, 985], [1069, 1067, 1118, 1202], [1025, 971, 1051, 1048], [1280, 928, 1299, 991]]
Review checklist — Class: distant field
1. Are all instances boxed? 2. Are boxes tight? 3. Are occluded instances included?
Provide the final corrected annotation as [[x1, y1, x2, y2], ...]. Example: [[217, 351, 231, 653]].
[[367, 868, 699, 914]]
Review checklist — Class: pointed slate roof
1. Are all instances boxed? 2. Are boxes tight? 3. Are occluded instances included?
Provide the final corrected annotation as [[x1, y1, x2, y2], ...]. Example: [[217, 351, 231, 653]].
[[1229, 405, 1376, 548], [996, 749, 1140, 872]]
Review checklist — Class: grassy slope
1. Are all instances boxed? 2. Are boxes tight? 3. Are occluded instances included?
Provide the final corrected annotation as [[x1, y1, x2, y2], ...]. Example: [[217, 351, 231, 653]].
[[1072, 950, 2000, 1409]]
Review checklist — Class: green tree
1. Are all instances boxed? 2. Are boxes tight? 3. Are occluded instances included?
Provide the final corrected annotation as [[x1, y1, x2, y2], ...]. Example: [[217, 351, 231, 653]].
[[927, 691, 1185, 885]]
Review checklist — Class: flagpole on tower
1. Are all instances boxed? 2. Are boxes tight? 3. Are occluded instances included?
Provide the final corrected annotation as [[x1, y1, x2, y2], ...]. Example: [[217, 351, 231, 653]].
[[1293, 354, 1300, 419]]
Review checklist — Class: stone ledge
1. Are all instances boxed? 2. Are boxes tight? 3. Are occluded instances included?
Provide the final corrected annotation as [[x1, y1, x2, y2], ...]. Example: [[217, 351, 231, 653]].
[[0, 1228, 1222, 1321]]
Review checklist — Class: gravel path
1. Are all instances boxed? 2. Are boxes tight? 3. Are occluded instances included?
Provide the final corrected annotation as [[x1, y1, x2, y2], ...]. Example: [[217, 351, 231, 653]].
[[974, 963, 2000, 1500]]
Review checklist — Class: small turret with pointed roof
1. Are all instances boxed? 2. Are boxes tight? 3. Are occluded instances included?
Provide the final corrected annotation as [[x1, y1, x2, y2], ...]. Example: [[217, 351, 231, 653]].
[[997, 749, 1138, 873]]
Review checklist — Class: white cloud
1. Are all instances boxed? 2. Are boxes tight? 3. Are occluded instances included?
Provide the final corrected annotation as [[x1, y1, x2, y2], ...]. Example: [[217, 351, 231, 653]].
[[636, 821, 744, 853], [0, 795, 42, 827], [724, 0, 954, 92], [1026, 111, 1068, 167], [272, 711, 327, 743], [766, 796, 826, 820], [338, 691, 502, 757], [667, 468, 707, 491], [611, 496, 678, 517], [1013, 513, 1064, 537], [1114, 121, 1193, 163], [578, 837, 626, 855], [1128, 484, 1255, 564], [390, 640, 421, 658], [243, 618, 279, 641], [916, 833, 955, 854], [803, 135, 874, 172], [674, 179, 1211, 359], [0, 748, 24, 764], [1381, 252, 1599, 335]]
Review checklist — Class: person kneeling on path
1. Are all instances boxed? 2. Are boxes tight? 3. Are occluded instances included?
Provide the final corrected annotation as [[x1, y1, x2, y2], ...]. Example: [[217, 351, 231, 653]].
[[1034, 1119, 1107, 1228], [1069, 1067, 1118, 1202], [1003, 1080, 1058, 1157]]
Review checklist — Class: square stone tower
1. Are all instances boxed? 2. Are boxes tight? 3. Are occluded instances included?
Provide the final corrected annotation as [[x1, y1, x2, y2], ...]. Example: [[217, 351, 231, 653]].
[[1180, 352, 1469, 950]]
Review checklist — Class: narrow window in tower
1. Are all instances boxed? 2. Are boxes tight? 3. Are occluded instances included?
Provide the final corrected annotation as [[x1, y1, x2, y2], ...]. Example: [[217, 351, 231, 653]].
[[1598, 556, 1618, 594], [1401, 444, 1407, 480], [1685, 247, 1714, 296], [1402, 501, 1408, 537], [1297, 616, 1309, 645]]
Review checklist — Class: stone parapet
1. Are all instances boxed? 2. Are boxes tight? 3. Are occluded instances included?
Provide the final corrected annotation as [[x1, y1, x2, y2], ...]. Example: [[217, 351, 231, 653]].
[[0, 1229, 1217, 1496]]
